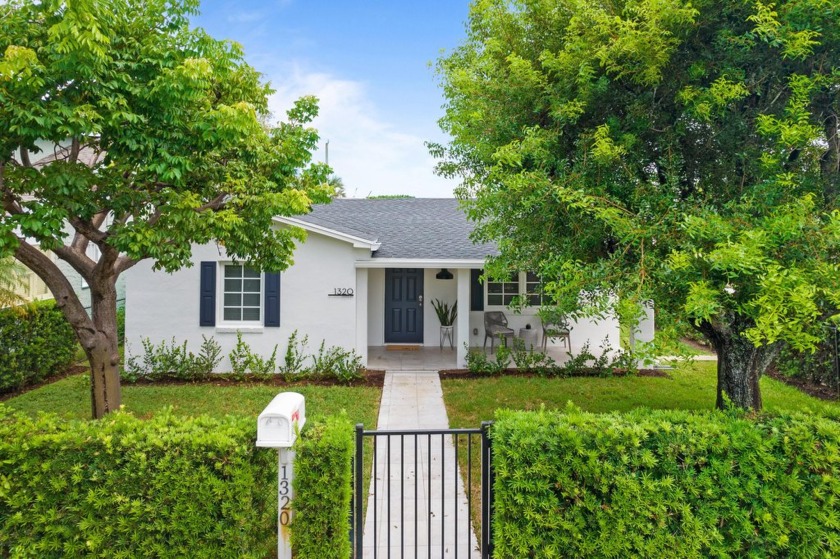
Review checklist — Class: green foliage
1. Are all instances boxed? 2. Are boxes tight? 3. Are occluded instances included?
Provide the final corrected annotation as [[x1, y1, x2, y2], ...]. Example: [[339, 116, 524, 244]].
[[491, 406, 840, 558], [0, 0, 332, 415], [124, 336, 222, 382], [0, 405, 276, 558], [775, 325, 839, 386], [116, 304, 125, 345], [431, 299, 458, 326], [0, 300, 76, 394], [310, 341, 363, 384], [282, 330, 310, 375], [509, 338, 558, 376], [291, 415, 353, 559], [0, 257, 26, 308], [435, 0, 840, 408], [229, 332, 277, 378]]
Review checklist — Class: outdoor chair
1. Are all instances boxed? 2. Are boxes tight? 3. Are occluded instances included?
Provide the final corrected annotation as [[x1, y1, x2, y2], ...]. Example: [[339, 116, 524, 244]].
[[484, 311, 515, 352], [542, 319, 571, 351]]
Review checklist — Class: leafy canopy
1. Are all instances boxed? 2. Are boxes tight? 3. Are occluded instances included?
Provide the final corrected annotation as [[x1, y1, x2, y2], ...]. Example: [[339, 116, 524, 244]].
[[0, 0, 332, 274], [435, 0, 840, 350]]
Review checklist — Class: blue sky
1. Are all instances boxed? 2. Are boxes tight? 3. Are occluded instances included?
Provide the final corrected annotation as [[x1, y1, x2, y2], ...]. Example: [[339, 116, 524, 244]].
[[192, 1, 471, 198]]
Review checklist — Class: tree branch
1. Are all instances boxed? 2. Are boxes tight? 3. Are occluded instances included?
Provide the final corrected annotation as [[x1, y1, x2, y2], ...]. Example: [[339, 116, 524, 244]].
[[14, 238, 97, 346], [69, 137, 81, 164], [196, 192, 228, 212], [19, 147, 32, 168]]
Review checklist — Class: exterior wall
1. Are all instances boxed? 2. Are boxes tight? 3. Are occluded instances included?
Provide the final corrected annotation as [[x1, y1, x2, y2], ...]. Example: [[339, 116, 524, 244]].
[[367, 269, 385, 345], [55, 258, 126, 311], [125, 231, 366, 371], [422, 269, 457, 347]]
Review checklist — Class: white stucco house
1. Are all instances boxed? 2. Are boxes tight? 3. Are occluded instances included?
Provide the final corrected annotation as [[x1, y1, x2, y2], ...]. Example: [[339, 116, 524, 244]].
[[125, 198, 631, 369]]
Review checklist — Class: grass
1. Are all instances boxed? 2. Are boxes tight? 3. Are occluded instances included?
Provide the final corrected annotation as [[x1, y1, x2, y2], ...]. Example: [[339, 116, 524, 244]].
[[443, 361, 839, 427], [443, 360, 840, 532], [4, 373, 381, 425]]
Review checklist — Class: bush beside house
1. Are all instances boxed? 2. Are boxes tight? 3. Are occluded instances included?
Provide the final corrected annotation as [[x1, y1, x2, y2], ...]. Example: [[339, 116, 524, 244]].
[[0, 301, 77, 394], [491, 407, 840, 558], [0, 406, 276, 558]]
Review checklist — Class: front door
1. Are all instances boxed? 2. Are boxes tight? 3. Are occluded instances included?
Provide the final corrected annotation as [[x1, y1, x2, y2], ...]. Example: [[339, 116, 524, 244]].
[[384, 268, 424, 344]]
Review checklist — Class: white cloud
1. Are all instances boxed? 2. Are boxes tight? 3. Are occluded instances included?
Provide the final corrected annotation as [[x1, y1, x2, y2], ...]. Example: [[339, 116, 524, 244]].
[[268, 66, 458, 198]]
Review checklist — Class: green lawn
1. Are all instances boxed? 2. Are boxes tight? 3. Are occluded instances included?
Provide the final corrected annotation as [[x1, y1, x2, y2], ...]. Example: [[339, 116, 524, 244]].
[[4, 373, 381, 425], [443, 360, 839, 428]]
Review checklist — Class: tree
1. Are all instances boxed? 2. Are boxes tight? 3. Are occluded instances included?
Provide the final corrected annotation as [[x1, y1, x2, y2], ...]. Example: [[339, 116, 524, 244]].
[[0, 0, 331, 418], [327, 174, 346, 198], [434, 0, 840, 409], [0, 256, 26, 308]]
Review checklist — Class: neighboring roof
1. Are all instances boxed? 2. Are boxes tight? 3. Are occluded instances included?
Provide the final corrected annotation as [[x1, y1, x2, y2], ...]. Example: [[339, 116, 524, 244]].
[[32, 145, 103, 168], [295, 198, 498, 260]]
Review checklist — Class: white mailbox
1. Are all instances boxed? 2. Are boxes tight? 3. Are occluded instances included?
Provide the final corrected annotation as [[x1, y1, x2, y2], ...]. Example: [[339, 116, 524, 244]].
[[257, 392, 306, 448]]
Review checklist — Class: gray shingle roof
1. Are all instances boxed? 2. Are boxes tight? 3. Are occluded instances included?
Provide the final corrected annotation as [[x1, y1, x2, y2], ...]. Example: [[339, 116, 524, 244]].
[[297, 198, 498, 260]]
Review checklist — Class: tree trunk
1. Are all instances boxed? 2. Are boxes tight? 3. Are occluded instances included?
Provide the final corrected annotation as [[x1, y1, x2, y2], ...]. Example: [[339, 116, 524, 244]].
[[698, 319, 781, 410], [87, 277, 121, 419]]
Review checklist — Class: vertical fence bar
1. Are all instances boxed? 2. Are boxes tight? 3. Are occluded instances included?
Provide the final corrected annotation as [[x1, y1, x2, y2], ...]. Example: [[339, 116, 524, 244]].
[[427, 433, 431, 559], [387, 435, 392, 557], [440, 434, 445, 559], [400, 435, 405, 559], [373, 435, 378, 559], [354, 424, 364, 559], [414, 434, 418, 559], [480, 422, 491, 559], [468, 433, 473, 559], [454, 433, 459, 559]]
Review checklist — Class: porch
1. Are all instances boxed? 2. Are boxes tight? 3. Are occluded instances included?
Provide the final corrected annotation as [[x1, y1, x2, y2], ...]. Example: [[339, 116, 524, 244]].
[[367, 344, 576, 371]]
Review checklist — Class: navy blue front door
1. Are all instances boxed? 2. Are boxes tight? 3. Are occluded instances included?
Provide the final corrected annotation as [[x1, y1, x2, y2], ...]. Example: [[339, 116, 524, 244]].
[[384, 268, 424, 344]]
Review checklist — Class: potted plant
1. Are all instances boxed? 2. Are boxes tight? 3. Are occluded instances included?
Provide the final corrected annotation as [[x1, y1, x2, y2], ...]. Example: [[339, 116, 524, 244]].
[[431, 299, 457, 348]]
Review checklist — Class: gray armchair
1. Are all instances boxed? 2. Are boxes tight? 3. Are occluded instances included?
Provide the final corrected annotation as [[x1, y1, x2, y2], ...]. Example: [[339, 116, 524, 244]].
[[484, 311, 514, 352], [542, 318, 571, 351]]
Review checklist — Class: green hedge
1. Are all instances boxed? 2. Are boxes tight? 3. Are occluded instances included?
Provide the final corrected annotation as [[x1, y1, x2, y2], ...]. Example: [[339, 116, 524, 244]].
[[491, 406, 840, 558], [0, 300, 77, 394], [0, 405, 276, 558], [292, 415, 353, 559]]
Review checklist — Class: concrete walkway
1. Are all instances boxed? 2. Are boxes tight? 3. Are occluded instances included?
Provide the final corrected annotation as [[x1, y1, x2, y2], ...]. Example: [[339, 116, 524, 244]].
[[361, 371, 480, 558]]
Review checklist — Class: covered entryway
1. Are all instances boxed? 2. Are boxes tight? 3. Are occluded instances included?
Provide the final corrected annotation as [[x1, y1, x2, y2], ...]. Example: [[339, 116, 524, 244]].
[[384, 268, 424, 344]]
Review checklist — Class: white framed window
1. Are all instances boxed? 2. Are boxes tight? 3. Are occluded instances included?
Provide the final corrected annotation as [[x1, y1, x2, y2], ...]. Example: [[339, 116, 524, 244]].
[[486, 272, 544, 307], [221, 264, 262, 322]]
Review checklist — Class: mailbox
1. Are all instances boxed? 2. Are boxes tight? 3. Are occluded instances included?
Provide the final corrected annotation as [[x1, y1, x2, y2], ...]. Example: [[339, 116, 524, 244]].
[[256, 392, 306, 448]]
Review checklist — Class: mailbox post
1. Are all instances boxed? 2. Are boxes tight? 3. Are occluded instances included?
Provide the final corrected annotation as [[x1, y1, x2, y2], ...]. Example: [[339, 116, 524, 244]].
[[257, 392, 306, 559]]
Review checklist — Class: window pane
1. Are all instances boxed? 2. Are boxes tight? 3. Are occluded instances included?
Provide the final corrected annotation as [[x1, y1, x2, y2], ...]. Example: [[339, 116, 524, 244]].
[[242, 308, 261, 321], [503, 294, 516, 305], [488, 294, 502, 306], [243, 293, 260, 307], [504, 282, 518, 293], [224, 279, 242, 292], [528, 294, 541, 306], [243, 279, 260, 293], [224, 293, 242, 306], [488, 283, 502, 294], [224, 308, 241, 321], [243, 267, 260, 278], [526, 271, 539, 283], [225, 265, 242, 278]]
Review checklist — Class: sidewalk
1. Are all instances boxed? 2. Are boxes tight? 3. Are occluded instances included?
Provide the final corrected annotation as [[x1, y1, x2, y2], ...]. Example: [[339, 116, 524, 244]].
[[361, 371, 480, 558]]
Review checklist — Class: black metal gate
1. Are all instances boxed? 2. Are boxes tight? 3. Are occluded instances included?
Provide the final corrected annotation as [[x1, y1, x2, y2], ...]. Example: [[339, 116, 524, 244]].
[[351, 423, 494, 559]]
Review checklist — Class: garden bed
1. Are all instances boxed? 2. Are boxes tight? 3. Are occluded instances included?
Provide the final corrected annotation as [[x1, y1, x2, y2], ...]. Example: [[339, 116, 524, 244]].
[[438, 368, 670, 380]]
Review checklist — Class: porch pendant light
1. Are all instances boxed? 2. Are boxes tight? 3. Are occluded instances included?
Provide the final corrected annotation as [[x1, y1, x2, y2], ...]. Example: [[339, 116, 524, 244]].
[[436, 268, 453, 280]]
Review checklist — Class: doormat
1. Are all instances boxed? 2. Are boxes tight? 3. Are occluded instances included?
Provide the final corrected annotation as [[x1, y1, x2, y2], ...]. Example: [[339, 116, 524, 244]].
[[386, 345, 421, 351]]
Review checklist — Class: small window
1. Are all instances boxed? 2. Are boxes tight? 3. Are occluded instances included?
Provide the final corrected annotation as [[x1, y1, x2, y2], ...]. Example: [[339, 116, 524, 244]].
[[525, 272, 543, 306], [487, 273, 519, 306], [222, 264, 261, 322]]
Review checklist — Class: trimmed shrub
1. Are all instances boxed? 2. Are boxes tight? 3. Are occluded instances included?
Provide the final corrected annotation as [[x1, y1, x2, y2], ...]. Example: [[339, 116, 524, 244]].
[[292, 415, 353, 559], [0, 300, 77, 394], [491, 406, 840, 558], [0, 405, 276, 558]]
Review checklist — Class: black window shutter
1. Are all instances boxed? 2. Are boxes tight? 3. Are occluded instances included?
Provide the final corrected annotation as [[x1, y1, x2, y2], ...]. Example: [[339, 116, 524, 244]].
[[470, 269, 484, 311], [264, 272, 281, 327], [199, 262, 216, 326]]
